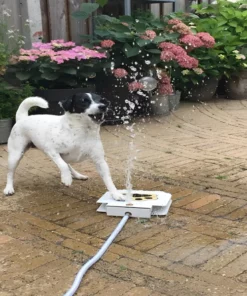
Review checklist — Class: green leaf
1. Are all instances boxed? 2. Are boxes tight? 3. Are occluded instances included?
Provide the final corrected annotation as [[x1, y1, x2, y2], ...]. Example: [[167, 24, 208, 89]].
[[72, 11, 89, 20], [229, 21, 237, 27], [96, 0, 108, 7], [119, 15, 133, 24], [123, 43, 140, 58], [151, 20, 164, 29], [41, 72, 59, 81], [145, 49, 161, 54], [112, 32, 133, 41], [135, 22, 147, 33], [153, 36, 168, 44], [62, 68, 77, 75], [217, 20, 228, 26], [111, 23, 130, 33], [94, 29, 110, 37], [80, 3, 99, 14], [236, 26, 243, 33], [16, 72, 31, 81], [78, 71, 96, 78], [95, 15, 118, 23], [241, 31, 247, 39], [136, 38, 152, 47], [64, 78, 78, 86]]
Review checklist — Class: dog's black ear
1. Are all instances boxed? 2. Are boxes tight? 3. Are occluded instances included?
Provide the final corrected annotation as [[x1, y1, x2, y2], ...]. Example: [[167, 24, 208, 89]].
[[60, 95, 75, 112]]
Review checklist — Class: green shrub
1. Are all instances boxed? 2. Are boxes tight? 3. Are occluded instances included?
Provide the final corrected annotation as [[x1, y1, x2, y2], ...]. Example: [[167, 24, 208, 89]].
[[0, 81, 33, 119]]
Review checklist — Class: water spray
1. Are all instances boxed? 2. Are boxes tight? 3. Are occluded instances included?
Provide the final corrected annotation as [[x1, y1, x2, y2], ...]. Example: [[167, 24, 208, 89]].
[[63, 76, 172, 296]]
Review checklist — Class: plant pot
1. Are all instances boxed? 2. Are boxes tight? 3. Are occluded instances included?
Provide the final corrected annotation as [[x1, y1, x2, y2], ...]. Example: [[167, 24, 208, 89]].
[[168, 91, 181, 111], [0, 118, 13, 144], [182, 77, 219, 102], [226, 71, 247, 100], [96, 75, 150, 125], [150, 94, 170, 115], [33, 86, 95, 115]]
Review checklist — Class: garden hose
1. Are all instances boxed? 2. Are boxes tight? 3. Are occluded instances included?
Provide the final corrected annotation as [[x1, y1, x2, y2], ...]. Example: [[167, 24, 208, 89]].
[[63, 213, 130, 296]]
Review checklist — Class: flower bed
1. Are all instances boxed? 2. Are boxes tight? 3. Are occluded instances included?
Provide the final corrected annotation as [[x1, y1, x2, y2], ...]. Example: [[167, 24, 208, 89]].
[[8, 39, 108, 89]]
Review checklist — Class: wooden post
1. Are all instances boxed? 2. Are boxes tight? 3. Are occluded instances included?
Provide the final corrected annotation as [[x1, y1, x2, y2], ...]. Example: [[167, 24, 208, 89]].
[[68, 0, 89, 44], [47, 0, 69, 40], [40, 0, 50, 42]]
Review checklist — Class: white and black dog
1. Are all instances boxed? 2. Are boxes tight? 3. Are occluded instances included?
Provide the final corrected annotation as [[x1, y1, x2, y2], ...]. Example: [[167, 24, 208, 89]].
[[3, 93, 125, 201]]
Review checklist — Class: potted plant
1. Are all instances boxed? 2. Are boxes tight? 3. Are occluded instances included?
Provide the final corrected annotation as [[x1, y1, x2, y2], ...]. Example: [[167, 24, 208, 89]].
[[161, 13, 222, 102], [0, 80, 33, 144], [193, 0, 247, 99], [0, 7, 33, 144], [7, 40, 109, 115], [78, 10, 212, 118]]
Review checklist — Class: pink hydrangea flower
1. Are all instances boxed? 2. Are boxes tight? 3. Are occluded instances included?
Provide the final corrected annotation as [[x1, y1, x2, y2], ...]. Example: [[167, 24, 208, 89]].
[[19, 55, 38, 62], [168, 19, 182, 25], [140, 35, 150, 40], [179, 34, 204, 48], [196, 32, 215, 48], [113, 68, 128, 78], [160, 51, 176, 61], [158, 42, 187, 56], [140, 30, 156, 40], [172, 22, 192, 35], [18, 41, 107, 64], [128, 81, 144, 92], [176, 55, 199, 69], [100, 40, 115, 48], [145, 30, 156, 40], [158, 82, 173, 95], [160, 72, 171, 84]]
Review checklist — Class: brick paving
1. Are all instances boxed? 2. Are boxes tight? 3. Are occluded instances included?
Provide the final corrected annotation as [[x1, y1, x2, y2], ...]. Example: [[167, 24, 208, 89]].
[[1, 99, 247, 295]]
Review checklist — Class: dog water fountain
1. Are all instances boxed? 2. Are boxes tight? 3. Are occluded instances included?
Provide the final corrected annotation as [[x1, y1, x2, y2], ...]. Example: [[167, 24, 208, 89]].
[[97, 190, 172, 218], [64, 76, 172, 296]]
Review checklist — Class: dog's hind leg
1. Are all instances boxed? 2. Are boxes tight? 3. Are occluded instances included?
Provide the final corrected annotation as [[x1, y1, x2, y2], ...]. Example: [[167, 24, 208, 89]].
[[68, 165, 88, 180], [45, 152, 73, 186], [4, 138, 28, 195]]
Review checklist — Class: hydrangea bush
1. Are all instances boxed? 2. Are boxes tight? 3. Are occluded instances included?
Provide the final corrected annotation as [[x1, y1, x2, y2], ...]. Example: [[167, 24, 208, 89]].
[[8, 39, 108, 89], [89, 13, 215, 95], [193, 0, 247, 76]]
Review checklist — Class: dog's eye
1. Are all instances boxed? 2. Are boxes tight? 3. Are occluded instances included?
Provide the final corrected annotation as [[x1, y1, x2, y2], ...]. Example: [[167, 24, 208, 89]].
[[83, 97, 91, 104]]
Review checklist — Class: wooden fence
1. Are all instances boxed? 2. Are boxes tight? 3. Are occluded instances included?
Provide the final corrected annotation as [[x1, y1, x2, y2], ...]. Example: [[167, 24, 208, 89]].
[[40, 0, 201, 43], [2, 0, 210, 46]]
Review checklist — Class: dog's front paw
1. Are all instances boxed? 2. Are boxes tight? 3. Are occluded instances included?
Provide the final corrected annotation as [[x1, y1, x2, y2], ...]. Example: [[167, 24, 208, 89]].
[[61, 174, 73, 187], [73, 173, 88, 180], [111, 191, 125, 201], [3, 186, 15, 196]]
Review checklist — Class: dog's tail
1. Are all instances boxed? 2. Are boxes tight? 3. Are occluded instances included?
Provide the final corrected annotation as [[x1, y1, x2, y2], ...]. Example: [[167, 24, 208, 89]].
[[16, 96, 49, 122]]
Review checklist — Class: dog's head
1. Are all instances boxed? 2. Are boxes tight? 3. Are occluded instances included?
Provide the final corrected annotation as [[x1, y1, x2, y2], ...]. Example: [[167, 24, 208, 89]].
[[61, 93, 109, 121]]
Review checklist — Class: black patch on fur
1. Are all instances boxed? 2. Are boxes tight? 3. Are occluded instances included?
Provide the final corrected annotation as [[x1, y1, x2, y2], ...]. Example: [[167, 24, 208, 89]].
[[61, 93, 92, 114]]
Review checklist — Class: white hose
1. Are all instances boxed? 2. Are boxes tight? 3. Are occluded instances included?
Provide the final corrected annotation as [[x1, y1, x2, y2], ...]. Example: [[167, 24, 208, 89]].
[[64, 213, 130, 296]]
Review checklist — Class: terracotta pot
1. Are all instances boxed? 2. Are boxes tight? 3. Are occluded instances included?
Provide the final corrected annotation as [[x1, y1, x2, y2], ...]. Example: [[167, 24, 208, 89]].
[[182, 77, 219, 102], [226, 71, 247, 100], [0, 118, 13, 144]]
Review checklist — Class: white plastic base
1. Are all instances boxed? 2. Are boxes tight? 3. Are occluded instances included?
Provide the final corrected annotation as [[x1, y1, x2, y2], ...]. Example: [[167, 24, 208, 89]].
[[97, 190, 172, 218]]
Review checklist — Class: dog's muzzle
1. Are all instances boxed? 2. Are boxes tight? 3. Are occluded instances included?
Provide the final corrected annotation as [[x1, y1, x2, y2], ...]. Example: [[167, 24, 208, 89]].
[[89, 104, 108, 123]]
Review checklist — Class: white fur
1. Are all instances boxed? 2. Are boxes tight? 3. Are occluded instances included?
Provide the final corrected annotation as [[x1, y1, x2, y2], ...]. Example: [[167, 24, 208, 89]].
[[4, 96, 124, 201]]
